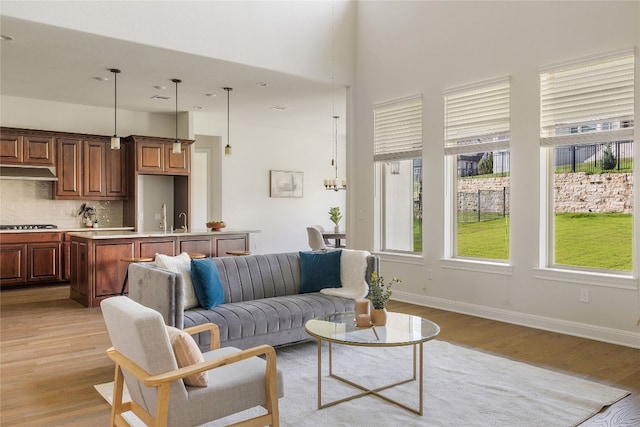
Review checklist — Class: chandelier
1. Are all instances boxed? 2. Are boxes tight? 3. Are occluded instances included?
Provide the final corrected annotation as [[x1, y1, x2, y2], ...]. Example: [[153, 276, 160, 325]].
[[324, 0, 346, 191], [324, 115, 346, 191]]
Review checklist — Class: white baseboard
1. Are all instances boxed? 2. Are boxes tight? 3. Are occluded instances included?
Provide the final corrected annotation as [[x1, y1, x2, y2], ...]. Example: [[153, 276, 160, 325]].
[[392, 290, 640, 349]]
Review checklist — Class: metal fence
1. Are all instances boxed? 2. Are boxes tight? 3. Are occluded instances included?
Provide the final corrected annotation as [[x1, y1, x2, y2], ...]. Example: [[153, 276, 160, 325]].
[[458, 187, 510, 223], [554, 141, 633, 173]]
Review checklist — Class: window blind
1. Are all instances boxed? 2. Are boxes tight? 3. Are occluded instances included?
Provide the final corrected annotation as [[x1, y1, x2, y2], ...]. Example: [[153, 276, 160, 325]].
[[540, 50, 635, 147], [373, 95, 422, 161], [443, 77, 510, 155]]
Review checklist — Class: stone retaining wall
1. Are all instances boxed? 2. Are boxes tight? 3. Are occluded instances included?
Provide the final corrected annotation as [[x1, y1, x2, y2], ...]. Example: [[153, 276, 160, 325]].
[[457, 173, 633, 214]]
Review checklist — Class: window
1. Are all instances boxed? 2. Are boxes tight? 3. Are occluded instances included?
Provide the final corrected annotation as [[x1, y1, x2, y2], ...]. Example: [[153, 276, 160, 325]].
[[374, 95, 422, 253], [540, 50, 634, 273], [444, 78, 511, 261]]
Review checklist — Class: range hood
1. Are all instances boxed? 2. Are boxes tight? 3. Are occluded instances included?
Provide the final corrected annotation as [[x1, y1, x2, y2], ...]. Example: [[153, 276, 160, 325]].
[[0, 165, 58, 181]]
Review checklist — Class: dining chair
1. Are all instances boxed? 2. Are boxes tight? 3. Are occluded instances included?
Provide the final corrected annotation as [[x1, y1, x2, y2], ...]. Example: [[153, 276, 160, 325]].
[[306, 226, 328, 251]]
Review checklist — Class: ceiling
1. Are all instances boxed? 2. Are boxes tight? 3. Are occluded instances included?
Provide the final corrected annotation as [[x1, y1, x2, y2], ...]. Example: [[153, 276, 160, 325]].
[[0, 16, 345, 133]]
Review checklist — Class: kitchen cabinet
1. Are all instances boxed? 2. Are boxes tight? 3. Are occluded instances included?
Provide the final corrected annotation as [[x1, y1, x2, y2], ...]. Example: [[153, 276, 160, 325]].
[[68, 231, 252, 307], [215, 235, 249, 256], [56, 137, 82, 197], [138, 238, 176, 258], [0, 232, 62, 287], [0, 130, 55, 166], [55, 136, 127, 200], [0, 244, 26, 285], [133, 137, 190, 175]]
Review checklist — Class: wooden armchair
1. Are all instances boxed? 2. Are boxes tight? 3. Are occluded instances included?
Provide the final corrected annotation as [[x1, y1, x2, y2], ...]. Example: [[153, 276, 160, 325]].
[[101, 296, 282, 427]]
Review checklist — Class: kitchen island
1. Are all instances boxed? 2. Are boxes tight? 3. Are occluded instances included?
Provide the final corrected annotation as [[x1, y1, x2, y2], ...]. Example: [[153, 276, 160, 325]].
[[68, 229, 257, 307]]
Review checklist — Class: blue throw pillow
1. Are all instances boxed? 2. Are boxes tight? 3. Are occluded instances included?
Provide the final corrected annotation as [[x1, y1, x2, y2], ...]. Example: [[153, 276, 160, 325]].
[[190, 258, 225, 309], [299, 250, 342, 294]]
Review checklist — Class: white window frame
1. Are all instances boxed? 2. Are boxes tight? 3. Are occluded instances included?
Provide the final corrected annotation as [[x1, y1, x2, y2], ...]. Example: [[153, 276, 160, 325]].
[[443, 77, 511, 264], [373, 95, 423, 254], [538, 48, 636, 281]]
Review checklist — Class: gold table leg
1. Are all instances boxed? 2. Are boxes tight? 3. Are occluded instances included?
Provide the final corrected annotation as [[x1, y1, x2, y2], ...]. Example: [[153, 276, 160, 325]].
[[316, 340, 424, 415]]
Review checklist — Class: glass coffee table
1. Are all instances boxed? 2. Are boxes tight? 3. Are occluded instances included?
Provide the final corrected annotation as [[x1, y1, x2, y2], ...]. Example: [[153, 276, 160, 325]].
[[304, 311, 440, 415]]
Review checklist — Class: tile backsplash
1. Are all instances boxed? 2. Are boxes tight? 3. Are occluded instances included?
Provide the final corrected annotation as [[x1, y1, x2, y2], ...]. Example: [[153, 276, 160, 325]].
[[0, 180, 123, 228]]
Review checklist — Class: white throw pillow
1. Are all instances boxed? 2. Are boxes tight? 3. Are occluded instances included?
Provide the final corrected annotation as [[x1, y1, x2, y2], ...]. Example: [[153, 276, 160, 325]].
[[155, 252, 200, 309], [321, 248, 370, 300]]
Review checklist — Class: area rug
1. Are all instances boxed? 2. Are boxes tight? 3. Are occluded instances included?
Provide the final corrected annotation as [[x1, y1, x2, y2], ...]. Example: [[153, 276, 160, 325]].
[[95, 340, 629, 427]]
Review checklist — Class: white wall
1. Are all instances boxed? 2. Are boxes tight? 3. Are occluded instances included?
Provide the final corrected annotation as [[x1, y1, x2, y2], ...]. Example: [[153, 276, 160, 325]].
[[1, 95, 174, 137], [192, 111, 346, 254], [354, 1, 640, 347], [1, 0, 357, 86]]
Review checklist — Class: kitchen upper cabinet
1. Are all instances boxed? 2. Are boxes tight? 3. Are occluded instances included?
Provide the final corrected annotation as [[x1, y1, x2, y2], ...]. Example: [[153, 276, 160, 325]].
[[0, 130, 55, 166], [133, 137, 190, 175], [56, 138, 82, 197], [55, 137, 127, 200]]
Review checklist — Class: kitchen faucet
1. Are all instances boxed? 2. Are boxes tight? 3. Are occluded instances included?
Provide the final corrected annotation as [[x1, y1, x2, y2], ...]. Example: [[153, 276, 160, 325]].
[[178, 212, 187, 232]]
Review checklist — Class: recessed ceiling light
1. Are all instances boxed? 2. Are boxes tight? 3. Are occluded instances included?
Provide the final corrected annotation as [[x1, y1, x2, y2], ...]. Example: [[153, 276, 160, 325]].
[[256, 82, 268, 87], [1, 35, 14, 41], [94, 76, 109, 82], [151, 95, 171, 100], [205, 93, 216, 97], [269, 106, 288, 111], [193, 106, 203, 110], [153, 85, 167, 90]]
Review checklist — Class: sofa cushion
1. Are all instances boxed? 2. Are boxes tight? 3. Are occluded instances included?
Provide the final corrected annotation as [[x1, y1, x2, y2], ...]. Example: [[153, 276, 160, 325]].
[[191, 258, 225, 309], [155, 252, 199, 309], [184, 293, 355, 350], [299, 250, 342, 294], [165, 325, 208, 387]]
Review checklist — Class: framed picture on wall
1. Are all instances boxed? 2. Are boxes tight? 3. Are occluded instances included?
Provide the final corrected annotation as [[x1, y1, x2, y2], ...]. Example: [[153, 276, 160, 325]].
[[270, 170, 304, 198]]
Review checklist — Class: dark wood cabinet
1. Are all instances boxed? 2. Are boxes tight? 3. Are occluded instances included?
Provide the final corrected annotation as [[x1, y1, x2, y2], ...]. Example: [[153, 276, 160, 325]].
[[215, 235, 248, 256], [69, 232, 250, 307], [179, 237, 213, 257], [139, 239, 175, 258], [28, 242, 61, 282], [0, 232, 62, 287], [55, 136, 126, 200], [62, 233, 72, 281], [133, 138, 190, 175], [0, 130, 55, 166], [83, 139, 107, 198], [56, 138, 82, 198], [0, 244, 27, 284]]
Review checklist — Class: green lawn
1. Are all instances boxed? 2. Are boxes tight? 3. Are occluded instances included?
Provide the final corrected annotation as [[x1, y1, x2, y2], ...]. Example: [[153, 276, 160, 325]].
[[554, 213, 633, 271], [455, 212, 633, 271]]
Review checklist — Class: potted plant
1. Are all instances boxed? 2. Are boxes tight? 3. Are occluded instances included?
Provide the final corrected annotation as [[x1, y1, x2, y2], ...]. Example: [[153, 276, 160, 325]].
[[367, 271, 400, 326], [328, 206, 342, 232], [77, 203, 97, 228]]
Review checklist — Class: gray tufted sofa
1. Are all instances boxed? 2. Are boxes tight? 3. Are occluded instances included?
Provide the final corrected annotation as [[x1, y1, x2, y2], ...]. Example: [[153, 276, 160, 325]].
[[128, 252, 378, 351]]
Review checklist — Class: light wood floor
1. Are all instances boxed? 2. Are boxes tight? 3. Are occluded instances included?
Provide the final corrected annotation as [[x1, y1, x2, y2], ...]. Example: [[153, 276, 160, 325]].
[[1, 285, 638, 426]]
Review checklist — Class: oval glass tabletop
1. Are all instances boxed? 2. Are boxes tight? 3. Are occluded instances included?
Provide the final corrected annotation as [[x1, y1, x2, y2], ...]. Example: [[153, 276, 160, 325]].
[[305, 311, 440, 346]]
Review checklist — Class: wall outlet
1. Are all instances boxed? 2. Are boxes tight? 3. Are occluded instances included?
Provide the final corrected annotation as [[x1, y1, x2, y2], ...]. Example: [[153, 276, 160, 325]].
[[426, 268, 433, 280], [580, 288, 589, 303]]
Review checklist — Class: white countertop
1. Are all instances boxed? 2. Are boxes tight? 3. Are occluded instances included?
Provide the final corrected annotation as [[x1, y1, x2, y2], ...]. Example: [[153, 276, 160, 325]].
[[66, 229, 260, 239], [0, 227, 134, 234]]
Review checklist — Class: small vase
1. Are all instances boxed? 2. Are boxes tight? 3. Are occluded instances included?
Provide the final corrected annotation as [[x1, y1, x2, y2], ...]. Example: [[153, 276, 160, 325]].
[[370, 308, 387, 326], [334, 225, 340, 233]]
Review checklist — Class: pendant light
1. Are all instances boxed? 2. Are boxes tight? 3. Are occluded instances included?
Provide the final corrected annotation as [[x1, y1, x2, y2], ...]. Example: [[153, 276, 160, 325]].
[[109, 68, 121, 150], [171, 78, 182, 154], [224, 87, 233, 155], [324, 0, 346, 191]]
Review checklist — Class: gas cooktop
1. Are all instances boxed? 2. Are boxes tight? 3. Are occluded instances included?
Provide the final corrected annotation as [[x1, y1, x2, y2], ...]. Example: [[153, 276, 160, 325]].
[[0, 224, 58, 230]]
